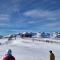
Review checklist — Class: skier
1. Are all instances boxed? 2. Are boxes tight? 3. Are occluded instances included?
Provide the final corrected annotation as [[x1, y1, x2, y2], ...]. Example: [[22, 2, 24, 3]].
[[49, 50, 55, 60], [3, 49, 15, 60]]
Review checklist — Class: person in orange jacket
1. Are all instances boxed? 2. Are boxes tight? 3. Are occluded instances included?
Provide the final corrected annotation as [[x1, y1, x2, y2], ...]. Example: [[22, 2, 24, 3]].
[[49, 50, 55, 60], [3, 49, 15, 60]]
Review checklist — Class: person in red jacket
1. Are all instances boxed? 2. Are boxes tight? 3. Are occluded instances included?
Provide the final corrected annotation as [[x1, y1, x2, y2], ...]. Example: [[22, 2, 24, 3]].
[[3, 49, 15, 60]]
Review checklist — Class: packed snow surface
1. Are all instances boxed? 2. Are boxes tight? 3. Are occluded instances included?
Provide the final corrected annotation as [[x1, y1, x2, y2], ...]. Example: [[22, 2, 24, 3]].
[[0, 38, 60, 60]]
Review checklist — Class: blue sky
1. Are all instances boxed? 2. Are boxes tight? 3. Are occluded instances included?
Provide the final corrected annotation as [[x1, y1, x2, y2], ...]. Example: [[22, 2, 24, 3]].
[[0, 0, 60, 35]]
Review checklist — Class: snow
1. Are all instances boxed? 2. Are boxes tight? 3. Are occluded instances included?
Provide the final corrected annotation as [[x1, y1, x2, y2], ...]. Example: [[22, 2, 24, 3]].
[[0, 38, 60, 60], [0, 38, 8, 44]]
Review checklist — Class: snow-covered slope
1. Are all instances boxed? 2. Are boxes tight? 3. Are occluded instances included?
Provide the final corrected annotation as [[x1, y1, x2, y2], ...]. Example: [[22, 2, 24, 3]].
[[0, 38, 60, 60]]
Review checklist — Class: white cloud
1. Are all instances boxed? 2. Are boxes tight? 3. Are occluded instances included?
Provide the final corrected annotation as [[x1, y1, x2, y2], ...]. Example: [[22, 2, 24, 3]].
[[0, 23, 8, 26], [23, 9, 60, 20], [16, 19, 36, 24], [36, 22, 60, 31], [0, 23, 12, 27], [28, 20, 35, 24], [10, 0, 20, 12], [40, 22, 60, 30], [0, 14, 10, 22]]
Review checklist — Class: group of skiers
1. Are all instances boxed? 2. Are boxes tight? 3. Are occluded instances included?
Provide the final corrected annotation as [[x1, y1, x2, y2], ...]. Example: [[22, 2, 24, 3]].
[[2, 49, 55, 60]]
